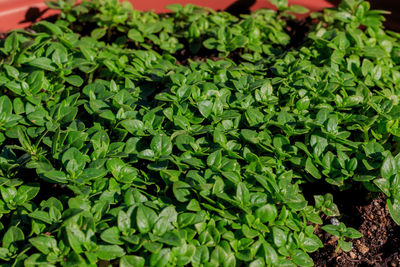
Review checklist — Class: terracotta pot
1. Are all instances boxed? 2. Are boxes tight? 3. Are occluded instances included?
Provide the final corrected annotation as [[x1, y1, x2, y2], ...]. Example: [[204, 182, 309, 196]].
[[0, 0, 56, 32], [0, 0, 398, 33]]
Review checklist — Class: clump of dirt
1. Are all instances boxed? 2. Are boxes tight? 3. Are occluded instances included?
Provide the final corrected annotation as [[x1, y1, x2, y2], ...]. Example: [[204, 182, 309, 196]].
[[312, 194, 400, 266]]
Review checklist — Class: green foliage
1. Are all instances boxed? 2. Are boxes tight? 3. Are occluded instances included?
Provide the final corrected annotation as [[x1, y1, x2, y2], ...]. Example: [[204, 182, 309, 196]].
[[0, 0, 399, 266], [321, 222, 362, 252]]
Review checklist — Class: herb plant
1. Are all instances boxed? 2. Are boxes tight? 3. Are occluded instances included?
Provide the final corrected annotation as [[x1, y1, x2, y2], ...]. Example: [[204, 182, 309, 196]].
[[321, 222, 362, 252], [0, 0, 399, 266]]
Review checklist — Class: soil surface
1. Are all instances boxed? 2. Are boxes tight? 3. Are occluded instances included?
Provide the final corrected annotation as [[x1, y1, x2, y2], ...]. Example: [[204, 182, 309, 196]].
[[311, 193, 400, 267]]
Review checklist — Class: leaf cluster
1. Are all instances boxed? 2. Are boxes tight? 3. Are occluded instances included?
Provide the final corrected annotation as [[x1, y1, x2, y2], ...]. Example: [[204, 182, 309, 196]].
[[0, 0, 399, 266]]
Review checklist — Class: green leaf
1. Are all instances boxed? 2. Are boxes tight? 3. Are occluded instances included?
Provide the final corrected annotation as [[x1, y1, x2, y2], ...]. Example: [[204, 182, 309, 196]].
[[118, 210, 131, 233], [374, 178, 391, 196], [338, 239, 353, 252], [100, 227, 123, 245], [387, 198, 400, 225], [255, 204, 278, 223], [62, 147, 86, 173], [120, 255, 145, 267], [128, 29, 144, 42], [159, 231, 184, 247], [3, 226, 24, 248], [361, 59, 374, 76], [198, 100, 213, 118], [28, 210, 52, 225], [272, 227, 287, 247], [136, 205, 157, 233], [1, 187, 16, 203], [28, 58, 56, 71], [207, 150, 222, 168], [178, 212, 204, 228], [15, 184, 40, 204], [107, 158, 126, 178], [66, 226, 85, 253], [321, 224, 340, 237], [291, 249, 314, 266], [65, 75, 84, 87], [344, 228, 362, 239], [29, 236, 57, 254], [381, 155, 396, 179], [35, 21, 63, 35], [245, 108, 264, 126], [287, 5, 309, 14], [302, 236, 323, 252], [173, 181, 191, 202], [0, 248, 9, 260], [91, 28, 107, 39], [149, 248, 170, 267], [97, 245, 125, 260], [363, 47, 386, 58], [269, 0, 288, 9], [80, 168, 107, 181], [236, 182, 250, 205], [52, 47, 68, 65], [151, 134, 172, 156], [0, 95, 12, 115], [305, 158, 321, 179]]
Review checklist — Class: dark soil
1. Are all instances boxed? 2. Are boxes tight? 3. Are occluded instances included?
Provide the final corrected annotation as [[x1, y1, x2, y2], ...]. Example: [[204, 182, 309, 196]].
[[311, 193, 400, 267], [174, 46, 224, 65], [174, 48, 246, 65]]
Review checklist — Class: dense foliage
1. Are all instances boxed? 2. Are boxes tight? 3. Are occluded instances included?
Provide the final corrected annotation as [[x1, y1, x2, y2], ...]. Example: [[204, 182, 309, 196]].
[[0, 0, 399, 266]]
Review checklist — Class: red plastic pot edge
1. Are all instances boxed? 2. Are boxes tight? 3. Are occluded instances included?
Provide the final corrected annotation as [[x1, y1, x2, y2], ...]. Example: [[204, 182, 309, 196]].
[[0, 0, 335, 33], [0, 0, 57, 32]]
